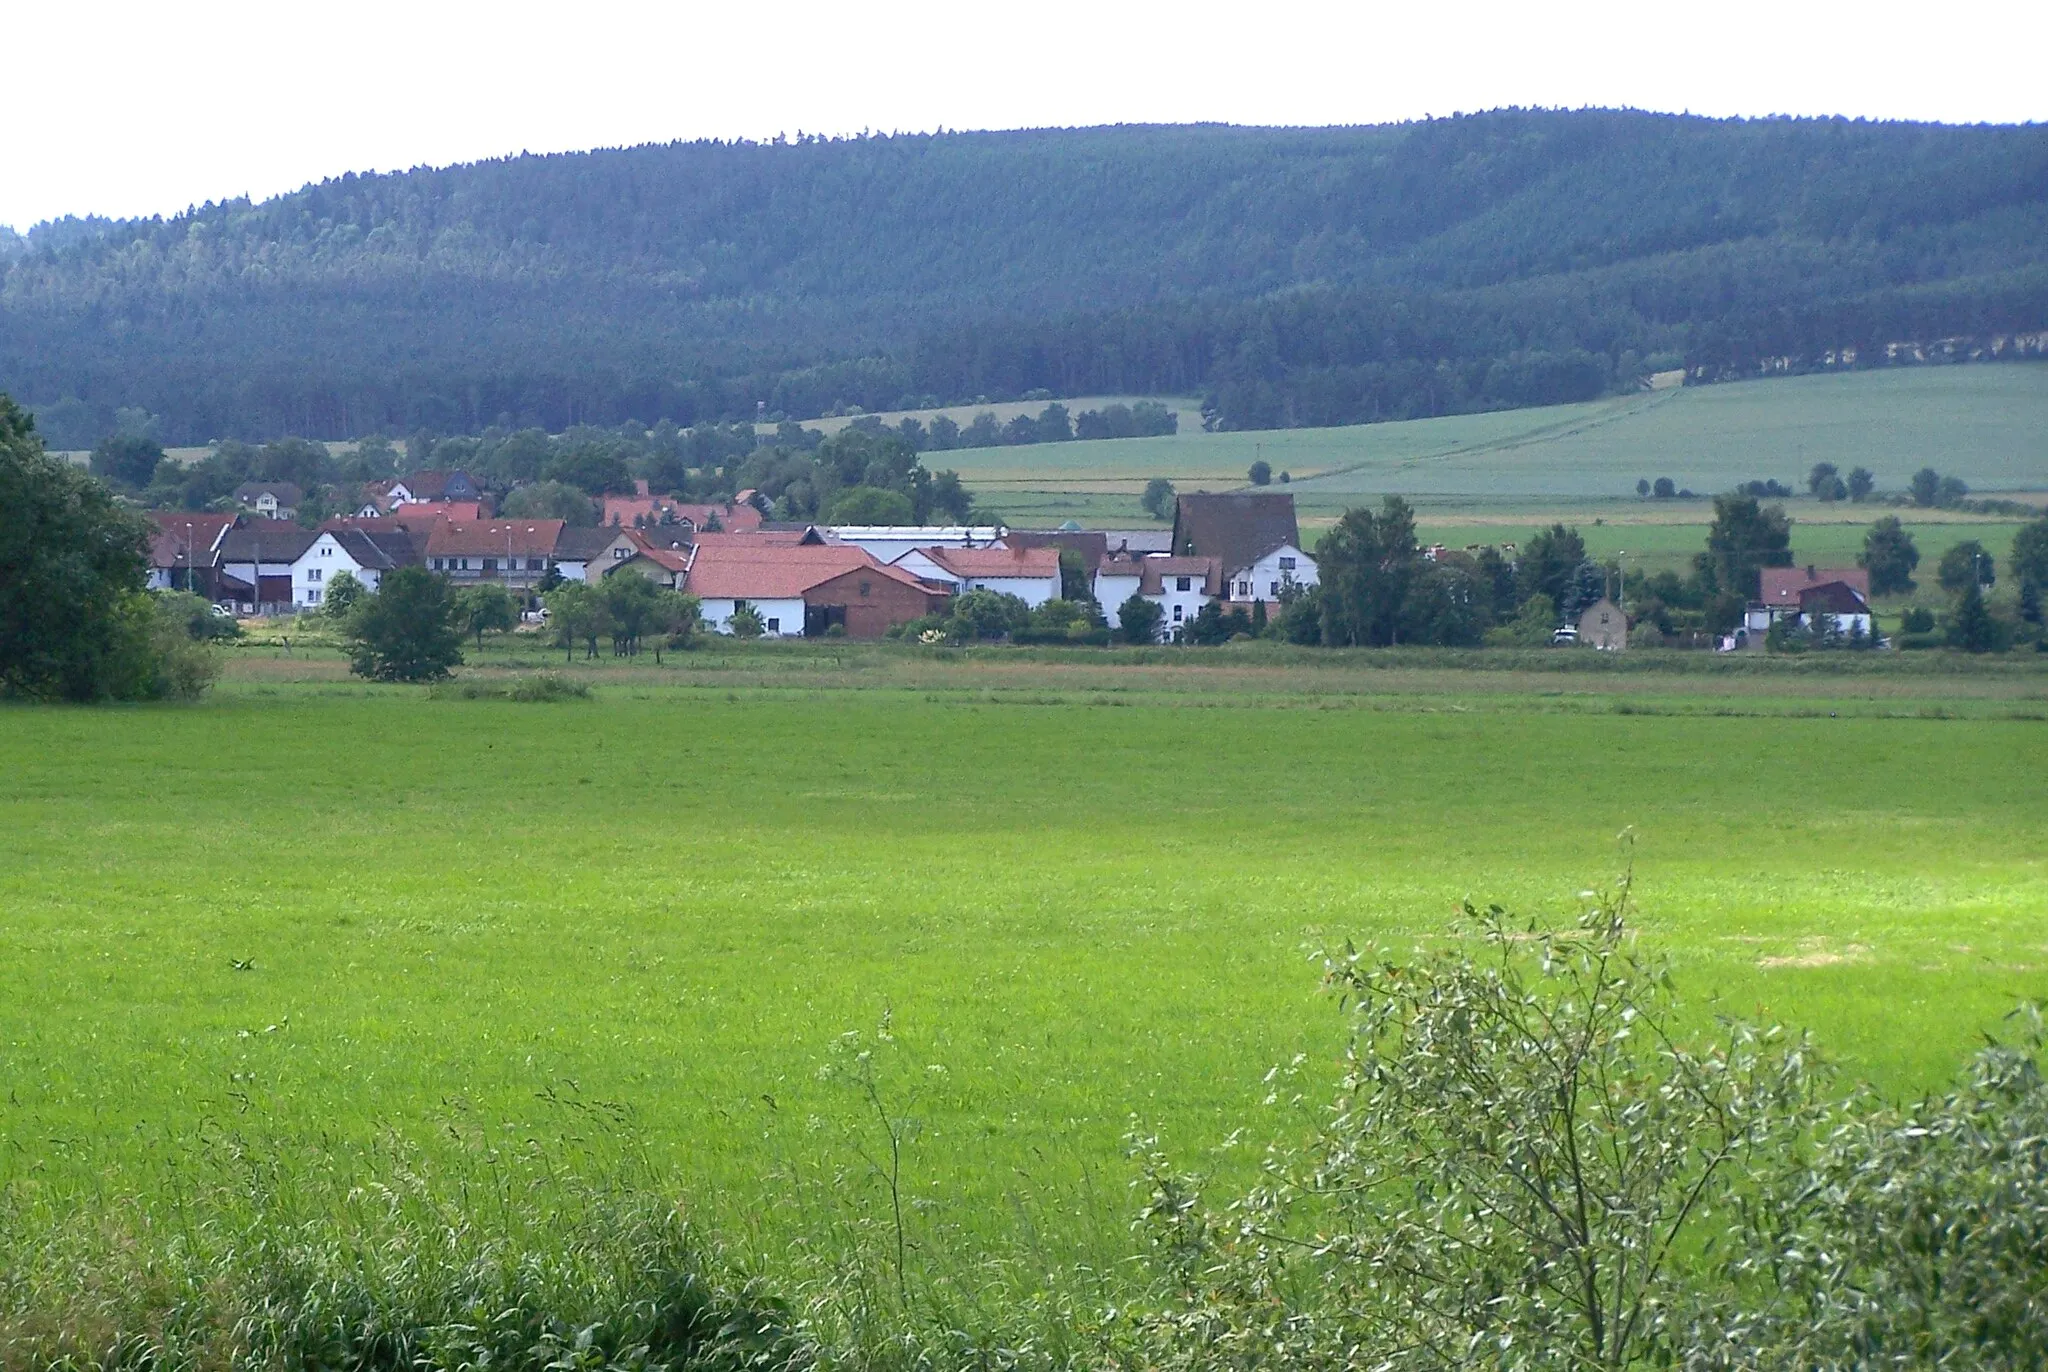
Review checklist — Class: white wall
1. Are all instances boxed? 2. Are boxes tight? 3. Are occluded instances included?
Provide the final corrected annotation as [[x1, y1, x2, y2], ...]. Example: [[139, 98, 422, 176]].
[[1151, 578, 1212, 636], [1228, 545, 1317, 600], [291, 534, 379, 609], [1092, 572, 1141, 615], [962, 574, 1058, 608], [892, 549, 954, 585], [836, 527, 1004, 563], [699, 596, 806, 636]]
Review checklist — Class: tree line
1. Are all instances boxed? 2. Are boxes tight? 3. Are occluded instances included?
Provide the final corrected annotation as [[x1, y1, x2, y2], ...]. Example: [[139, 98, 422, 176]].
[[7, 111, 2044, 444]]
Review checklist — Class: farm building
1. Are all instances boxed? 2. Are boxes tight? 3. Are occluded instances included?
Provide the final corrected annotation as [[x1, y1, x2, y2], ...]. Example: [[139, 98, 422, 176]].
[[424, 520, 565, 593], [1745, 566, 1874, 640], [146, 512, 242, 595], [681, 542, 947, 638]]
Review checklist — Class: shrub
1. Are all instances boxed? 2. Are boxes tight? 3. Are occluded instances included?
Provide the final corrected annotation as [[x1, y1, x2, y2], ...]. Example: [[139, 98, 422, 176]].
[[1129, 867, 1821, 1372], [727, 603, 765, 639], [1114, 593, 1164, 645], [342, 565, 464, 682]]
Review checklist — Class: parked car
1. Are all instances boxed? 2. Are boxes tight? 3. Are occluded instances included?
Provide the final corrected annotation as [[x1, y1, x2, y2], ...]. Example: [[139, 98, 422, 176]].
[[1551, 625, 1578, 644]]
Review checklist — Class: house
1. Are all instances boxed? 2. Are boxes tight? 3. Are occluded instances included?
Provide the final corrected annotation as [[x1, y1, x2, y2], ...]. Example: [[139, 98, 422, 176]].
[[607, 546, 691, 590], [1170, 492, 1318, 603], [892, 544, 1061, 606], [1746, 566, 1874, 639], [552, 525, 644, 582], [233, 481, 303, 520], [146, 512, 242, 595], [217, 525, 319, 613], [601, 489, 764, 532], [1092, 554, 1222, 640], [999, 529, 1108, 586], [354, 498, 481, 522], [1575, 597, 1629, 651], [424, 520, 565, 592], [364, 470, 480, 512], [829, 525, 1007, 563], [682, 542, 946, 638], [289, 529, 421, 608]]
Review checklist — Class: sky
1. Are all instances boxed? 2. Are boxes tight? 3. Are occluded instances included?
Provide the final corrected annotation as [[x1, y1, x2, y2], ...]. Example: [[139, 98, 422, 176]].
[[6, 0, 2044, 231]]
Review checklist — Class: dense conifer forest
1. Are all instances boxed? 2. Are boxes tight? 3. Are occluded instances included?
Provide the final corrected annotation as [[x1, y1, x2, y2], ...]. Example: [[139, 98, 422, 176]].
[[4, 109, 2045, 446]]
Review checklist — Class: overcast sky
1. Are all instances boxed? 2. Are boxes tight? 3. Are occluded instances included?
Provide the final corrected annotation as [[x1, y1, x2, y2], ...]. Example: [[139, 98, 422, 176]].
[[7, 0, 2043, 230]]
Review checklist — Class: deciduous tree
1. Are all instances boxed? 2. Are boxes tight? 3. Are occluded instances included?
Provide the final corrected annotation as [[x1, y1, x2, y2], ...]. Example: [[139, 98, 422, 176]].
[[342, 565, 464, 681], [1859, 516, 1920, 595]]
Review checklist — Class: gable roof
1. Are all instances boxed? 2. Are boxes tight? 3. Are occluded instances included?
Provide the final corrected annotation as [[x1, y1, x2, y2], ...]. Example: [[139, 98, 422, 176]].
[[682, 543, 925, 600], [553, 525, 638, 560], [219, 525, 320, 563], [398, 470, 474, 500], [921, 545, 1061, 579], [629, 526, 697, 554], [318, 529, 421, 571], [690, 529, 828, 549], [147, 512, 240, 569], [426, 519, 565, 558], [613, 547, 691, 575], [1759, 566, 1870, 608], [1799, 581, 1871, 614], [1170, 492, 1300, 575]]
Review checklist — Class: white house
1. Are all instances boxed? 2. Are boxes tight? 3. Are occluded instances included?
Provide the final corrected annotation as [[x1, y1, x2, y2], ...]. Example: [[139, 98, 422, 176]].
[[894, 545, 1060, 607], [552, 526, 643, 583], [1224, 543, 1317, 602], [289, 529, 419, 608], [1743, 566, 1875, 642], [1094, 554, 1222, 640]]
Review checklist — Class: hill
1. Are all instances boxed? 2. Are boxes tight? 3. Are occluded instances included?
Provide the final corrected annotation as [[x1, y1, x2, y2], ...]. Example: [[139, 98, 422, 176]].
[[4, 111, 2047, 445]]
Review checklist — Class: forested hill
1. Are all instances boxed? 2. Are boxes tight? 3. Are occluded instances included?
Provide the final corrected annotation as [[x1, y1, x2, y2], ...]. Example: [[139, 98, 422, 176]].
[[6, 110, 2048, 446]]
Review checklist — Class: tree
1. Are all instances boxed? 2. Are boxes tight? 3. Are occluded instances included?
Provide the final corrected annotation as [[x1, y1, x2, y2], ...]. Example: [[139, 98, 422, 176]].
[[543, 581, 610, 660], [1699, 492, 1792, 598], [1653, 476, 1676, 498], [1859, 515, 1920, 595], [1937, 539, 1994, 593], [322, 570, 368, 619], [455, 582, 519, 648], [1514, 522, 1586, 610], [1945, 581, 2006, 653], [948, 589, 1030, 640], [502, 480, 597, 525], [1936, 474, 1970, 508], [824, 486, 914, 524], [1249, 460, 1272, 486], [90, 432, 166, 488], [1909, 466, 1942, 507], [1316, 496, 1419, 646], [1847, 466, 1875, 501], [646, 590, 700, 663], [1140, 478, 1176, 521], [1485, 593, 1560, 646], [1636, 477, 1651, 497], [1807, 460, 1844, 500], [1115, 593, 1164, 644], [0, 395, 165, 702], [600, 570, 663, 654], [342, 565, 463, 681], [2010, 514, 2048, 592], [1400, 561, 1488, 646]]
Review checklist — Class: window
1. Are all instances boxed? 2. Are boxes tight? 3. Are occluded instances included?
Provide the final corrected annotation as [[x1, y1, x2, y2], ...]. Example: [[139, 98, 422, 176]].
[[1173, 605, 1184, 621], [320, 545, 332, 558], [1176, 576, 1191, 592], [431, 558, 443, 570], [766, 618, 780, 632], [1279, 556, 1296, 571], [527, 558, 544, 571], [483, 558, 498, 572], [1237, 580, 1250, 596], [859, 580, 872, 597], [307, 568, 322, 582], [612, 547, 628, 559], [305, 588, 322, 604], [1269, 581, 1280, 596]]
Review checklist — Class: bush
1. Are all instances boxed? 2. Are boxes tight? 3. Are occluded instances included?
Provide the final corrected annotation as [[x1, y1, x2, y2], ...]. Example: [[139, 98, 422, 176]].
[[1129, 867, 1821, 1372], [948, 589, 1031, 640], [431, 673, 592, 702], [1114, 592, 1164, 644]]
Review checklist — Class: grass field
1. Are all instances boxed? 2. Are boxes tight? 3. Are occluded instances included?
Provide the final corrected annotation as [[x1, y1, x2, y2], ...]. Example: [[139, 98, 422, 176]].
[[5, 646, 2047, 1300], [951, 366, 2048, 528]]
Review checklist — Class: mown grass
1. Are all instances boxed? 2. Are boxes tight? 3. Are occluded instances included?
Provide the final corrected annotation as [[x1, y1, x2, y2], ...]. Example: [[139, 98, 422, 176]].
[[4, 653, 2045, 1315]]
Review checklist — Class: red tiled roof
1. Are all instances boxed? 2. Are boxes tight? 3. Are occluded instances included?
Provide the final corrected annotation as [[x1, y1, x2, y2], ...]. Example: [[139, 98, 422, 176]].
[[922, 545, 1061, 578], [1759, 566, 1870, 607], [683, 543, 928, 599], [425, 519, 565, 558], [689, 530, 826, 550]]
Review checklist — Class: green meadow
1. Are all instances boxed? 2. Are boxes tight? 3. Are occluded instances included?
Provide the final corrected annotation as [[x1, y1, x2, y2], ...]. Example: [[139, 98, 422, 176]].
[[5, 648, 2047, 1292], [957, 366, 2048, 531]]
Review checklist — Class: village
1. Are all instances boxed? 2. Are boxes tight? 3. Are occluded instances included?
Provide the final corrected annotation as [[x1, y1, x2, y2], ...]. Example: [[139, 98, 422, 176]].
[[142, 471, 1884, 649]]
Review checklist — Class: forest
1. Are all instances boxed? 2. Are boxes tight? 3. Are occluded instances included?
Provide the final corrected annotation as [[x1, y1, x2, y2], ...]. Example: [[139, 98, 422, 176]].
[[4, 110, 2046, 446]]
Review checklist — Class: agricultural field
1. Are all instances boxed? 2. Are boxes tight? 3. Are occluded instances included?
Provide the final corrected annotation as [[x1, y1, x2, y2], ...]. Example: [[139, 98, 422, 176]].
[[954, 365, 2048, 529], [5, 646, 2047, 1295]]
